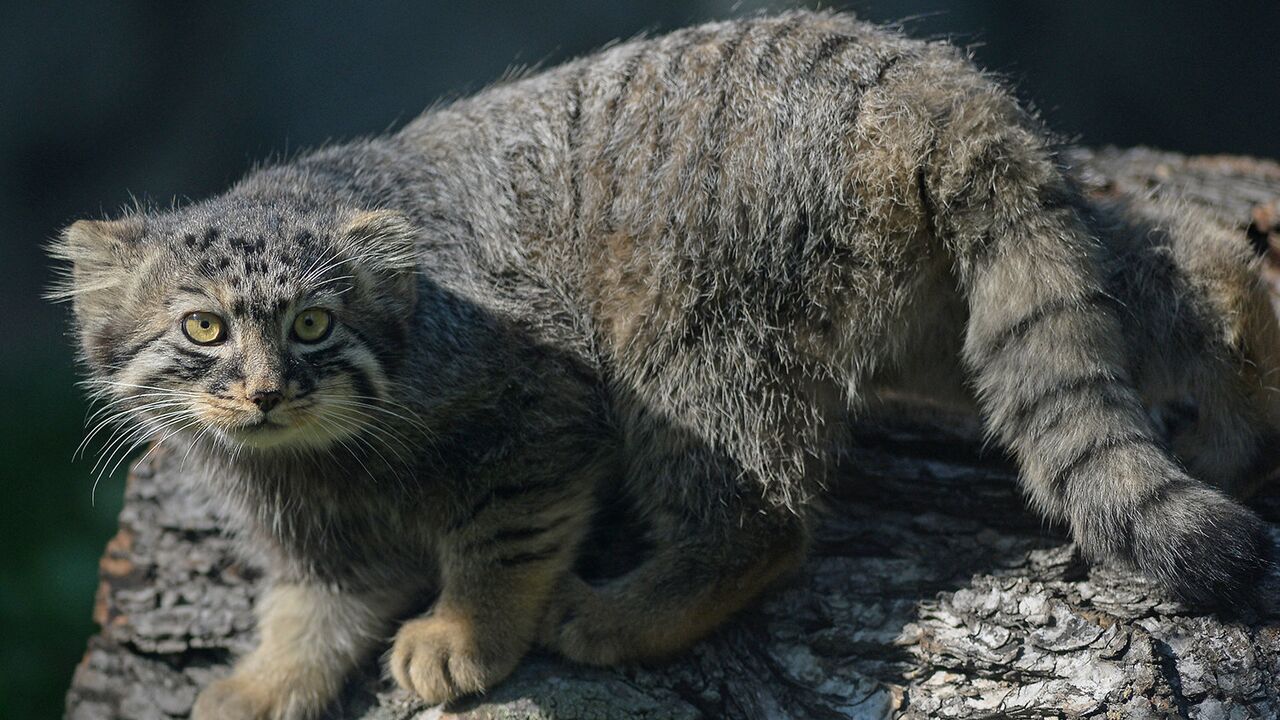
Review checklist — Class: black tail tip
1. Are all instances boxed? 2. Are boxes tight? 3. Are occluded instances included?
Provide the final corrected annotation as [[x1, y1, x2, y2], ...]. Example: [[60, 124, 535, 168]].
[[1131, 487, 1274, 614]]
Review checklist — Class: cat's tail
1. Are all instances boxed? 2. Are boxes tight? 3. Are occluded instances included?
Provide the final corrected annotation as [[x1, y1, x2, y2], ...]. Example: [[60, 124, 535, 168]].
[[918, 67, 1268, 606]]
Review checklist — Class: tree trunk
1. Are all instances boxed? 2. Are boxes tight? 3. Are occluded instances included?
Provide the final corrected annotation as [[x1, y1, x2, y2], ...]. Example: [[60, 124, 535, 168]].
[[65, 147, 1280, 720]]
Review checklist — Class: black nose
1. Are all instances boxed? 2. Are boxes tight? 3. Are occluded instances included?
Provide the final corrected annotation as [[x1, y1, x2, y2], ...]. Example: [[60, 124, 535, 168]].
[[251, 390, 283, 413]]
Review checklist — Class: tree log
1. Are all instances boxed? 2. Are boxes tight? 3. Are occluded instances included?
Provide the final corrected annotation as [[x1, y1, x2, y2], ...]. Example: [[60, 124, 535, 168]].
[[65, 147, 1280, 720]]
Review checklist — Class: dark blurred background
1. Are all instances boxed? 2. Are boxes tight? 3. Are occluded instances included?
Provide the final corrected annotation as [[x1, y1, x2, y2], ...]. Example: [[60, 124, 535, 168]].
[[1, 1, 1277, 716]]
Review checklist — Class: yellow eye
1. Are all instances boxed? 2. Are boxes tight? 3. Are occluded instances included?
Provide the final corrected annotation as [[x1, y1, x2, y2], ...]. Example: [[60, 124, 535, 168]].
[[292, 307, 332, 343], [182, 312, 226, 345]]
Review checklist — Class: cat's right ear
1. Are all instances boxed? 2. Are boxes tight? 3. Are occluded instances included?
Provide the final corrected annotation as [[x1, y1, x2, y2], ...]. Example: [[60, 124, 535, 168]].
[[46, 217, 146, 304]]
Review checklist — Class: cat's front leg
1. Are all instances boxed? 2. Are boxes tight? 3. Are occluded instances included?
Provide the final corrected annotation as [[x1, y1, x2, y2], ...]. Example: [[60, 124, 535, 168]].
[[390, 506, 588, 705], [192, 582, 405, 720]]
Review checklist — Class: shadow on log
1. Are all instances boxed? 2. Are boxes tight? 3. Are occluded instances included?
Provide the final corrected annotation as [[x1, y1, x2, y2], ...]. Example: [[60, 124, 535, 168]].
[[66, 148, 1280, 719]]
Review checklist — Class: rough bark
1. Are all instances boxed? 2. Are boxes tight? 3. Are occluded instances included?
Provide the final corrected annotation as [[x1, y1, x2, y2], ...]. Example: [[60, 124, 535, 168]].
[[66, 147, 1280, 720]]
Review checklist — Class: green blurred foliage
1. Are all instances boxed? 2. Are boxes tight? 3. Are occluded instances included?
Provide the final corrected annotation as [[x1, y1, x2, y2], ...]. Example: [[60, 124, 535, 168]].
[[0, 352, 125, 718]]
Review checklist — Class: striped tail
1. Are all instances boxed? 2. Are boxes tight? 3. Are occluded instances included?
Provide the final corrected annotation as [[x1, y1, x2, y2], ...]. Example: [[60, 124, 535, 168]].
[[922, 81, 1267, 606]]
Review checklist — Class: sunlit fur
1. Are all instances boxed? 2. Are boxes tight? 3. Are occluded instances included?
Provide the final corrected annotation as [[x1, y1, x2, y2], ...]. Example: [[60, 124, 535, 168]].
[[49, 10, 1280, 720]]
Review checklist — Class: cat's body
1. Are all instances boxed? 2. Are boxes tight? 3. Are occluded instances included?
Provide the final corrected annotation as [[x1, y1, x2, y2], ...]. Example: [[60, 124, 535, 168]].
[[52, 12, 1279, 719]]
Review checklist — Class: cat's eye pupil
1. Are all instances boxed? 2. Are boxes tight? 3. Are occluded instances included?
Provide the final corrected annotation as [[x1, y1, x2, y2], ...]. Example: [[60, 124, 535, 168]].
[[182, 311, 226, 346], [292, 307, 332, 343]]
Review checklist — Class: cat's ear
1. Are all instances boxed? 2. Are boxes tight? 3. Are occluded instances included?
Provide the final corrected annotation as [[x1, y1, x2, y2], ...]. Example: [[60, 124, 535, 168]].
[[342, 210, 418, 274], [47, 217, 146, 303]]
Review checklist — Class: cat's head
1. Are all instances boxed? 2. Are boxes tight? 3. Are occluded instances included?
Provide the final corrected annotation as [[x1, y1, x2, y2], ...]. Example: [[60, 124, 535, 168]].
[[49, 196, 420, 457]]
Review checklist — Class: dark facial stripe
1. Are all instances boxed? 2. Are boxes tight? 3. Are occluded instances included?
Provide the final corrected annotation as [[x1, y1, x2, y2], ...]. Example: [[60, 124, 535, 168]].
[[321, 354, 378, 401], [282, 353, 316, 396], [342, 321, 400, 369], [107, 329, 167, 369], [208, 364, 243, 395], [167, 343, 218, 380], [348, 363, 377, 401], [171, 342, 214, 361]]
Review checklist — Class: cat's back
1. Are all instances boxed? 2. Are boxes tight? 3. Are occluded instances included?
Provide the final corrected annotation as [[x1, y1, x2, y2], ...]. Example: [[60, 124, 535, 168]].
[[397, 10, 958, 231], [394, 12, 994, 358]]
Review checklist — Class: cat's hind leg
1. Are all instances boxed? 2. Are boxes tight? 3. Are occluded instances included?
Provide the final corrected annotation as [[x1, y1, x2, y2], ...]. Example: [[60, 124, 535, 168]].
[[543, 341, 833, 665]]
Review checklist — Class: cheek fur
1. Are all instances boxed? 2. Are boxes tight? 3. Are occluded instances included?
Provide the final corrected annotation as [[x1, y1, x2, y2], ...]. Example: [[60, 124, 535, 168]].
[[284, 352, 319, 396], [309, 340, 386, 401], [114, 344, 200, 393], [207, 360, 246, 396], [169, 345, 220, 382]]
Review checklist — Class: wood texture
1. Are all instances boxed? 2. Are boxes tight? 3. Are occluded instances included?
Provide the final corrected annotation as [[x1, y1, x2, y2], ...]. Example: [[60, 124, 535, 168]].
[[65, 147, 1280, 719]]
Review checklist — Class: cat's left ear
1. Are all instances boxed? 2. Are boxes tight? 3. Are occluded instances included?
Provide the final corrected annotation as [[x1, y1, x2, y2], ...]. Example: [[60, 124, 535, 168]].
[[342, 210, 418, 274], [47, 216, 146, 303]]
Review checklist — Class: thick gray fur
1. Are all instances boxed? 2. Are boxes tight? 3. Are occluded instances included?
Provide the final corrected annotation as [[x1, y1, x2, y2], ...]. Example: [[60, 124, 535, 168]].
[[51, 11, 1280, 718]]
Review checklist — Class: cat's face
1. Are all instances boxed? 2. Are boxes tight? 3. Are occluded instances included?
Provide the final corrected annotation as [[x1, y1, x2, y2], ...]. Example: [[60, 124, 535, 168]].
[[51, 198, 419, 458]]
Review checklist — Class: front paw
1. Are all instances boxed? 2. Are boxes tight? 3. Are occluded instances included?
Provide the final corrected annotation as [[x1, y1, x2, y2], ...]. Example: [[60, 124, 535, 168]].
[[390, 614, 521, 705], [192, 666, 337, 720], [191, 675, 276, 720]]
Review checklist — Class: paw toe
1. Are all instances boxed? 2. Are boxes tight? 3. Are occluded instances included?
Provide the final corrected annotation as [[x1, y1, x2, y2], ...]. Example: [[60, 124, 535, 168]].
[[391, 618, 497, 705]]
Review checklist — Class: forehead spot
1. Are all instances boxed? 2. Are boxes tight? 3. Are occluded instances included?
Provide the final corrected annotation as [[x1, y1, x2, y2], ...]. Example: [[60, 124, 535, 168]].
[[226, 290, 295, 324], [182, 228, 220, 252], [249, 300, 284, 324], [231, 234, 267, 255], [197, 253, 234, 278]]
